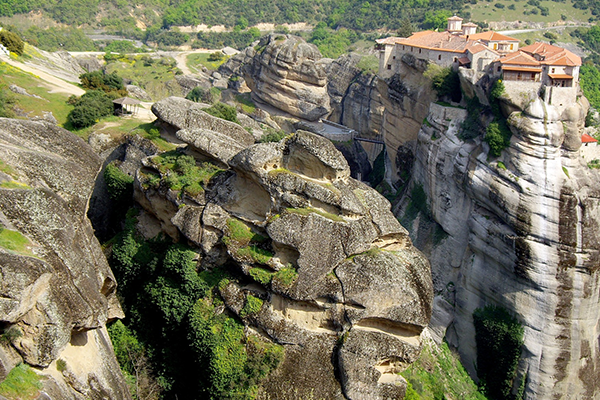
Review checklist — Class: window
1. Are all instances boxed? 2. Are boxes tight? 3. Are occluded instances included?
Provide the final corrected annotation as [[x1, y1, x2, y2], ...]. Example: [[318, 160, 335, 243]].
[[498, 66, 501, 72], [393, 56, 396, 59], [403, 45, 405, 50], [552, 68, 556, 73], [387, 64, 391, 70], [510, 44, 514, 50], [494, 43, 498, 50], [454, 57, 458, 62], [419, 49, 421, 53], [438, 54, 441, 60]]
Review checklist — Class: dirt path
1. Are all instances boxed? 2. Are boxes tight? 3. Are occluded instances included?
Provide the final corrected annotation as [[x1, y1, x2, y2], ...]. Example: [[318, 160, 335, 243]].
[[173, 49, 213, 75], [0, 55, 85, 96]]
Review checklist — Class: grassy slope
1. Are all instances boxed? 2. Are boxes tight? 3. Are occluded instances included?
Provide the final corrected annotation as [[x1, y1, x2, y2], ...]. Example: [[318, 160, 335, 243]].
[[467, 0, 590, 23], [402, 341, 488, 400], [0, 61, 73, 126]]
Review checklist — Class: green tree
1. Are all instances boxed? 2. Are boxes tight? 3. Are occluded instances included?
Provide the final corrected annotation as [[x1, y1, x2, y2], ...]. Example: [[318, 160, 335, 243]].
[[473, 305, 524, 400], [0, 29, 24, 55]]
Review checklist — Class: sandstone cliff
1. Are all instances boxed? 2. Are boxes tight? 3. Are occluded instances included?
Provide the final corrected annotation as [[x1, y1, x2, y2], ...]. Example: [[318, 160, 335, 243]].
[[0, 119, 130, 399], [401, 89, 600, 399], [130, 98, 435, 399]]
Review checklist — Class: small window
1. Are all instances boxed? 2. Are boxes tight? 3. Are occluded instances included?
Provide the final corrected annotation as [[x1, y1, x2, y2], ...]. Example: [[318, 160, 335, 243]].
[[393, 56, 396, 59], [438, 54, 441, 60], [454, 57, 458, 62], [387, 64, 391, 70], [403, 45, 405, 50], [494, 43, 498, 50], [552, 68, 556, 73], [419, 48, 421, 53], [497, 66, 501, 72], [510, 44, 514, 50]]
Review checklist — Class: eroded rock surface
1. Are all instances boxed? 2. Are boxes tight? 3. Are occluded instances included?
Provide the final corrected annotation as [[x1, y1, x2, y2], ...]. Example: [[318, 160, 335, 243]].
[[134, 109, 433, 398], [0, 119, 130, 399], [240, 35, 331, 121], [402, 89, 600, 399]]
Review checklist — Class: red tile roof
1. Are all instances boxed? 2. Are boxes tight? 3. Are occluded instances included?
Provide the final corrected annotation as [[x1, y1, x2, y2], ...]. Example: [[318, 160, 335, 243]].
[[468, 31, 520, 42], [499, 51, 540, 66], [582, 133, 597, 143], [520, 42, 581, 66], [396, 31, 472, 52]]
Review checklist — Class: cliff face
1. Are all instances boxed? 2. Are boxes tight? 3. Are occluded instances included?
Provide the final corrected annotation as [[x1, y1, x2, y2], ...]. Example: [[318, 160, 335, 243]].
[[137, 98, 434, 399], [403, 91, 600, 398], [0, 119, 130, 399], [241, 34, 331, 121]]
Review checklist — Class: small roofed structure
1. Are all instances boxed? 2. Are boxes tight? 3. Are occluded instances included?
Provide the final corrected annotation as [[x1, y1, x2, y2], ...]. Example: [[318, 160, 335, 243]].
[[581, 133, 598, 144], [113, 97, 141, 116]]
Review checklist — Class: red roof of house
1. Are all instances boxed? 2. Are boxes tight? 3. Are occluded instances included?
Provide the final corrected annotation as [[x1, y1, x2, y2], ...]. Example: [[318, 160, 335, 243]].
[[582, 133, 597, 143], [520, 42, 581, 66], [468, 31, 519, 42], [498, 51, 540, 66]]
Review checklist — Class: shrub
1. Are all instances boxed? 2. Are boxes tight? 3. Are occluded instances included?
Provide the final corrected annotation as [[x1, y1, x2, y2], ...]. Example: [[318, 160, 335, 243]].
[[273, 267, 298, 287], [207, 51, 224, 62], [204, 102, 238, 123], [104, 162, 134, 203], [56, 359, 67, 372], [473, 305, 524, 400], [428, 66, 461, 102], [240, 295, 263, 318], [259, 129, 287, 143], [0, 29, 24, 55], [185, 86, 219, 104], [485, 120, 512, 157], [67, 90, 114, 129]]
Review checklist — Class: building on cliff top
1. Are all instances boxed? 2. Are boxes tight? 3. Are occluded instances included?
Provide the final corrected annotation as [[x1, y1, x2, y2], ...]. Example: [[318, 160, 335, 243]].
[[376, 16, 581, 110]]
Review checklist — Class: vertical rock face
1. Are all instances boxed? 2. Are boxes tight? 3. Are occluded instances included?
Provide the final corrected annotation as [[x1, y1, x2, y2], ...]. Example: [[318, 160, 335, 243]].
[[241, 35, 331, 121], [143, 100, 435, 398], [403, 90, 600, 398], [0, 119, 130, 399]]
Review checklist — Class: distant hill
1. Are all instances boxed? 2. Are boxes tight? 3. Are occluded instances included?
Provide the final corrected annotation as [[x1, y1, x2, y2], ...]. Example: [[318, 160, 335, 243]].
[[1, 0, 598, 36]]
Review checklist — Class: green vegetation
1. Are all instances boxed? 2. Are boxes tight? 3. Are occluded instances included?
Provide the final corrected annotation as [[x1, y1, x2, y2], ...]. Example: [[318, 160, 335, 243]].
[[367, 149, 386, 188], [357, 55, 379, 74], [309, 22, 361, 58], [56, 359, 66, 373], [562, 166, 570, 178], [0, 363, 42, 400], [588, 159, 600, 169], [460, 96, 486, 141], [401, 183, 429, 228], [0, 61, 73, 125], [235, 93, 256, 114], [426, 64, 461, 103], [0, 325, 22, 344], [108, 320, 162, 399], [223, 218, 268, 248], [240, 294, 264, 317], [194, 28, 261, 50], [103, 54, 181, 101], [402, 341, 487, 400], [286, 207, 345, 222], [273, 266, 298, 287], [186, 86, 221, 104], [239, 246, 274, 265], [249, 267, 274, 285], [485, 80, 512, 158], [0, 29, 24, 55], [146, 151, 224, 197], [203, 102, 239, 123], [258, 128, 287, 143], [0, 225, 34, 256], [187, 52, 229, 72], [66, 90, 114, 129], [104, 40, 143, 54], [0, 159, 16, 178], [473, 305, 524, 400], [497, 161, 507, 170], [22, 26, 96, 52], [80, 71, 126, 96], [580, 62, 600, 110], [104, 162, 134, 203]]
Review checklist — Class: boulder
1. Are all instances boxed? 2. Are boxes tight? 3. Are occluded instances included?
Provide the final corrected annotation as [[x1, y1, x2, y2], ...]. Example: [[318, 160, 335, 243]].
[[242, 35, 331, 121]]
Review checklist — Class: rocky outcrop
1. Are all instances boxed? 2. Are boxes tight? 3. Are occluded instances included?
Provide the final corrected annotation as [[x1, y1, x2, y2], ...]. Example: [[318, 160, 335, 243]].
[[0, 119, 130, 398], [401, 90, 600, 399], [241, 35, 331, 121], [132, 111, 433, 398]]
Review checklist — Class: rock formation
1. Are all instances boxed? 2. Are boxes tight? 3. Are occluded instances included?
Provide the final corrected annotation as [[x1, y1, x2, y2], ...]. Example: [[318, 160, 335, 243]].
[[0, 119, 130, 399], [134, 99, 435, 398], [401, 86, 600, 398], [239, 34, 331, 121]]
